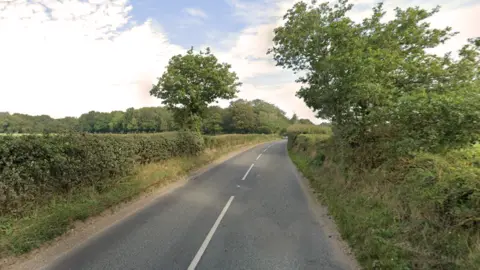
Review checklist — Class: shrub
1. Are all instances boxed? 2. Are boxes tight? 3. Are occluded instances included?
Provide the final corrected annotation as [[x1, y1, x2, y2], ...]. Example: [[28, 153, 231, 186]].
[[203, 134, 276, 149], [289, 132, 480, 269], [0, 132, 204, 216]]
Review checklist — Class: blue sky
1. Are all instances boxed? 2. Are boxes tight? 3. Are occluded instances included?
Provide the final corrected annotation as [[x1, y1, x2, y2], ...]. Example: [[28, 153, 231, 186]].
[[132, 0, 243, 47], [0, 0, 478, 122]]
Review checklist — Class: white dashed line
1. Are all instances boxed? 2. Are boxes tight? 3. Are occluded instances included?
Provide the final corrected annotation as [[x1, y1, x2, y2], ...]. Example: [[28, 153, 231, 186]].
[[187, 196, 235, 270], [242, 163, 254, 180], [256, 153, 262, 160]]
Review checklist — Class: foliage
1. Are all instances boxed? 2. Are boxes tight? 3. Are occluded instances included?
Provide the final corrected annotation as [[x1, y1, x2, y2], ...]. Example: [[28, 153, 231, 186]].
[[289, 134, 480, 269], [287, 123, 331, 135], [286, 124, 332, 149], [0, 133, 278, 257], [201, 106, 224, 134], [203, 133, 277, 149], [0, 132, 204, 216], [1, 98, 295, 136], [150, 47, 241, 131], [0, 107, 176, 134], [269, 0, 480, 159], [226, 99, 257, 133], [223, 99, 292, 134], [290, 113, 298, 124]]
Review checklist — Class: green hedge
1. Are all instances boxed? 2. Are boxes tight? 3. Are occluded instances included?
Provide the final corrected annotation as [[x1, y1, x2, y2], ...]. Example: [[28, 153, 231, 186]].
[[0, 133, 278, 216], [204, 134, 274, 149], [286, 124, 331, 149], [289, 133, 480, 269], [0, 132, 205, 216]]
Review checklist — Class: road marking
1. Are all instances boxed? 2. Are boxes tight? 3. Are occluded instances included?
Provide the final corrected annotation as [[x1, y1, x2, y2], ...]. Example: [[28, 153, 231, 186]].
[[242, 163, 254, 180], [256, 153, 262, 160], [187, 196, 234, 270]]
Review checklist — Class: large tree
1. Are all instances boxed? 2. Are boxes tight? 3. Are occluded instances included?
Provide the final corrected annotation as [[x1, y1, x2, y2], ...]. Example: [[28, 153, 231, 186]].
[[150, 47, 241, 131], [269, 0, 480, 155]]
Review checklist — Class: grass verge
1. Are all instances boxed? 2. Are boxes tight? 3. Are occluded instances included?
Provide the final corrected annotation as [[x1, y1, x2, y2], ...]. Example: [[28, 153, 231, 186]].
[[0, 138, 276, 259], [289, 145, 480, 269]]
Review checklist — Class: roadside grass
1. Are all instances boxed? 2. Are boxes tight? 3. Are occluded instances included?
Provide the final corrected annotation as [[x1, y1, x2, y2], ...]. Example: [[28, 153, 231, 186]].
[[289, 140, 480, 269], [289, 151, 412, 269], [0, 138, 275, 258]]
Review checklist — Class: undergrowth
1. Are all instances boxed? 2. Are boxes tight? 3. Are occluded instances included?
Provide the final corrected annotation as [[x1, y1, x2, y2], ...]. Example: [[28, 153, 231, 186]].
[[0, 134, 277, 258], [289, 132, 480, 270]]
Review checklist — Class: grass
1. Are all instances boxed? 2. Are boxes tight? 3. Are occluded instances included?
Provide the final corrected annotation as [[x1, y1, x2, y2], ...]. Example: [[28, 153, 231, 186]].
[[0, 137, 276, 258], [288, 138, 480, 270]]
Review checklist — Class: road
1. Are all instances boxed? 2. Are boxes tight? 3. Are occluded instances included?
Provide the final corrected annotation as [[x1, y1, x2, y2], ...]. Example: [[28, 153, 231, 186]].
[[46, 140, 352, 270]]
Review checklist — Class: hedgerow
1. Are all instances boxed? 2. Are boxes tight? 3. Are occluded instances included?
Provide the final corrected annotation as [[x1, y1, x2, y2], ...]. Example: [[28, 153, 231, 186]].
[[289, 132, 480, 269], [203, 134, 273, 149], [0, 132, 206, 216]]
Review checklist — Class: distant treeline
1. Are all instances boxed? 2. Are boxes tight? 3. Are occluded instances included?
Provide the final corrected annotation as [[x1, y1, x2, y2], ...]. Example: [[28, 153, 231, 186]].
[[0, 99, 316, 135]]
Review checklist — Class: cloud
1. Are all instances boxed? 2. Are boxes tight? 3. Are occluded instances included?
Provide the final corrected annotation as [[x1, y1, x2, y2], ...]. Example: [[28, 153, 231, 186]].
[[1, 0, 478, 125], [211, 0, 319, 122], [0, 0, 184, 118], [212, 0, 480, 123], [184, 7, 208, 19]]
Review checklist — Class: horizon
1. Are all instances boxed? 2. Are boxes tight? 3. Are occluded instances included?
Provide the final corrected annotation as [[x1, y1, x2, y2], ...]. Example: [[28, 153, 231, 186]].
[[1, 0, 478, 124]]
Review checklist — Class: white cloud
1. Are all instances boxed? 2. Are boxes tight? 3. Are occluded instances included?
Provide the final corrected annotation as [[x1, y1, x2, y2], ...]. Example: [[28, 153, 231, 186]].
[[212, 0, 480, 123], [1, 0, 478, 125], [184, 7, 208, 19], [0, 0, 184, 118]]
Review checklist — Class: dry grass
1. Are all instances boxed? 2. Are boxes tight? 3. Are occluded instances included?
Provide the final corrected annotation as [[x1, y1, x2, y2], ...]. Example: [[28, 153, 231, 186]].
[[0, 138, 275, 259], [289, 136, 480, 270]]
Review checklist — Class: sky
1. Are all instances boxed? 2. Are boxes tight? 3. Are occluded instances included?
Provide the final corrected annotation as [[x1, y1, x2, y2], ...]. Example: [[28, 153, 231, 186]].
[[0, 0, 478, 123]]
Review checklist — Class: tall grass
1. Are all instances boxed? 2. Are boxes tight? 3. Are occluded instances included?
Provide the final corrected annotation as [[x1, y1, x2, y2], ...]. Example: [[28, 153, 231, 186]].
[[288, 132, 480, 269]]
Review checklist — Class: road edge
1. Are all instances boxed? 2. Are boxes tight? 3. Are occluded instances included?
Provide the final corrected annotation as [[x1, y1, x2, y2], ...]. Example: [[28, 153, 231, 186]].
[[2, 140, 275, 270], [284, 142, 361, 270]]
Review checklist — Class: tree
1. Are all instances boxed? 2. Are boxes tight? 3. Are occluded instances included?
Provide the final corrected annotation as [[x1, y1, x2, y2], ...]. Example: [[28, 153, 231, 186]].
[[202, 106, 225, 134], [290, 113, 298, 124], [228, 100, 257, 133], [298, 118, 314, 125], [269, 0, 480, 157], [251, 99, 291, 134], [150, 47, 241, 131]]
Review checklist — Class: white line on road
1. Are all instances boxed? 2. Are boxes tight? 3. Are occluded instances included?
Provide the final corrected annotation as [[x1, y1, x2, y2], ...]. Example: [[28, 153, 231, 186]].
[[187, 196, 235, 270], [241, 163, 254, 180], [256, 153, 262, 160]]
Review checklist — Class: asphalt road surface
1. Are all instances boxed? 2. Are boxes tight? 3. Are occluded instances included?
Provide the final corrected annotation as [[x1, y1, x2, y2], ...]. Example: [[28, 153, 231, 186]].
[[46, 140, 351, 270]]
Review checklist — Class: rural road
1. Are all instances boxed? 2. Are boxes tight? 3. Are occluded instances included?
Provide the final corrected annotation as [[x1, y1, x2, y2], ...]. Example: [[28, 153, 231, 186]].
[[45, 140, 353, 270]]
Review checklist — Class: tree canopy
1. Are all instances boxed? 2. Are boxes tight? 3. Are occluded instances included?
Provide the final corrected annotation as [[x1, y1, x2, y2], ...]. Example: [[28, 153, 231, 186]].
[[150, 47, 241, 131], [1, 99, 296, 135], [269, 0, 480, 158]]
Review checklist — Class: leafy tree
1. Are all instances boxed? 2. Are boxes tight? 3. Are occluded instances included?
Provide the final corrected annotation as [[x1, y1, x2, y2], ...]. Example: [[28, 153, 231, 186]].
[[150, 47, 241, 131], [123, 108, 138, 132], [290, 113, 298, 124], [202, 106, 225, 134], [269, 0, 480, 157], [93, 112, 111, 133], [251, 99, 291, 133], [109, 111, 125, 133], [228, 100, 257, 133], [298, 118, 313, 125]]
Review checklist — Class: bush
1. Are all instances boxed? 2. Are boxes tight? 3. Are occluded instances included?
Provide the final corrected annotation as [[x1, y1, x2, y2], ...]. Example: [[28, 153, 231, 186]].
[[287, 124, 331, 135], [289, 133, 480, 269], [0, 132, 204, 216], [203, 134, 276, 149], [287, 124, 331, 149]]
